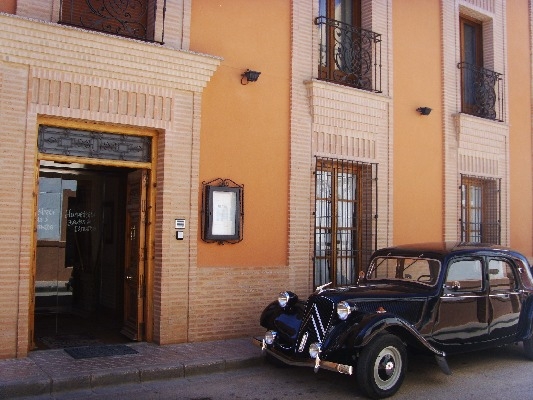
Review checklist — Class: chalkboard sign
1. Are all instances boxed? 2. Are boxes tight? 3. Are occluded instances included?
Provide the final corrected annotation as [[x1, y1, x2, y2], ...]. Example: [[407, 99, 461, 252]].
[[37, 192, 61, 240], [66, 209, 96, 233], [37, 178, 62, 241]]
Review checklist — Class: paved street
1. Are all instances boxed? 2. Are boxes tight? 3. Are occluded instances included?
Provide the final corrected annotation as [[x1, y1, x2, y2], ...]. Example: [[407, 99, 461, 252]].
[[19, 343, 533, 399]]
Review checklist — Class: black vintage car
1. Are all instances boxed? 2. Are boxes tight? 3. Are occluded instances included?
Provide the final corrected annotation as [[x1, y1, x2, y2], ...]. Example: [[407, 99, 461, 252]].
[[255, 243, 533, 399]]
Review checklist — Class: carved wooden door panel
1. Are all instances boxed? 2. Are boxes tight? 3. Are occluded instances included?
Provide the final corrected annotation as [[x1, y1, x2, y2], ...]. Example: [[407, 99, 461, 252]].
[[121, 170, 147, 340]]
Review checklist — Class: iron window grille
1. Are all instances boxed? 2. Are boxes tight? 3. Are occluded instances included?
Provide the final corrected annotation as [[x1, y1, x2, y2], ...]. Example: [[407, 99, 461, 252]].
[[315, 16, 382, 93], [313, 158, 378, 287], [458, 62, 504, 122], [58, 0, 166, 44], [460, 175, 501, 244]]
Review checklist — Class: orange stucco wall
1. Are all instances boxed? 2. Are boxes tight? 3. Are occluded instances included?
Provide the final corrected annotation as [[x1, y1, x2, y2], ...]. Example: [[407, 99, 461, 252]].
[[507, 0, 533, 255], [0, 0, 16, 13], [392, 1, 443, 244], [190, 0, 290, 267]]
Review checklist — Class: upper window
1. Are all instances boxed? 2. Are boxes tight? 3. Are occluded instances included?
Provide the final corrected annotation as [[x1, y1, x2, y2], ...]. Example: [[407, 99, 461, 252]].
[[315, 0, 382, 92], [458, 16, 503, 121], [59, 0, 158, 42], [460, 175, 501, 244], [460, 17, 483, 115], [461, 17, 483, 70], [320, 0, 361, 27]]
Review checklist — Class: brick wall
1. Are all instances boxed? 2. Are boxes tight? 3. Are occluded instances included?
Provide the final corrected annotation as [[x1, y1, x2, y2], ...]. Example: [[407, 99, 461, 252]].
[[0, 62, 31, 358]]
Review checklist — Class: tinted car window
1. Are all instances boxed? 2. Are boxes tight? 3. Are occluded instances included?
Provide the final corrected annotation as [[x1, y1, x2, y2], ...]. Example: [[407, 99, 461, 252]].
[[488, 259, 517, 291], [368, 257, 440, 285], [445, 259, 483, 291]]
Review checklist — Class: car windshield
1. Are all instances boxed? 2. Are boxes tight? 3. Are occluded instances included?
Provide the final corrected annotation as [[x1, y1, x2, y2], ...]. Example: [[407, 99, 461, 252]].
[[367, 256, 441, 286]]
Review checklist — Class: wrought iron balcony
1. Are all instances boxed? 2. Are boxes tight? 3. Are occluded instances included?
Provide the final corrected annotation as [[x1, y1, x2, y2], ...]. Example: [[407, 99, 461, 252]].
[[458, 62, 504, 122], [58, 0, 165, 43], [315, 16, 382, 93]]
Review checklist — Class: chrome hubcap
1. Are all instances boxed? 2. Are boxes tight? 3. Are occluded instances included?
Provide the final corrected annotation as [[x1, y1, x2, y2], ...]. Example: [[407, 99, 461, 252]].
[[373, 346, 402, 390]]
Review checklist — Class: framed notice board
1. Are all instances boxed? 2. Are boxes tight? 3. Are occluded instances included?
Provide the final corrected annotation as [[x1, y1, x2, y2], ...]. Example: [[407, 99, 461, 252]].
[[201, 178, 244, 244]]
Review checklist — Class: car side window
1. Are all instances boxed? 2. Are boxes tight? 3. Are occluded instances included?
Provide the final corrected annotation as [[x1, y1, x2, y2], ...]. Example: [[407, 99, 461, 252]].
[[488, 259, 517, 291], [445, 259, 483, 291]]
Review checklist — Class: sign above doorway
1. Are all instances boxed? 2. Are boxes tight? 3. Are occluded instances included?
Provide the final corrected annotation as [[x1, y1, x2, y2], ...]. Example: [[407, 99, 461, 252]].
[[38, 125, 151, 163]]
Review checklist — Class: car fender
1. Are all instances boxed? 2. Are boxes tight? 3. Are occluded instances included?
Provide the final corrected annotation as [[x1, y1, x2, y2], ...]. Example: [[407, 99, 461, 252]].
[[259, 301, 284, 329], [328, 312, 445, 358], [259, 300, 306, 330], [325, 312, 451, 375]]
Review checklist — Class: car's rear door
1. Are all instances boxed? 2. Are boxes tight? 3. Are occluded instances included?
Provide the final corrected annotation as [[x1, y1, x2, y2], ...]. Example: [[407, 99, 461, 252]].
[[431, 257, 489, 348], [487, 257, 521, 340]]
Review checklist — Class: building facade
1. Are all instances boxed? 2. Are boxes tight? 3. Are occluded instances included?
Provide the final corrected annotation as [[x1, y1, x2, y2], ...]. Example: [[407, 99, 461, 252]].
[[0, 0, 531, 359]]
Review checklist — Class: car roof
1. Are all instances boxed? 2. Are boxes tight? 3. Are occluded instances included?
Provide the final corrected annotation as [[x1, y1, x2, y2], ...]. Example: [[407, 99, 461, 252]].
[[371, 242, 519, 260]]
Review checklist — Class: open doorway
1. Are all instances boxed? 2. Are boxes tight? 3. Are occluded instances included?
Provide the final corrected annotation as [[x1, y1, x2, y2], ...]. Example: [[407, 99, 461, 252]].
[[33, 161, 146, 349]]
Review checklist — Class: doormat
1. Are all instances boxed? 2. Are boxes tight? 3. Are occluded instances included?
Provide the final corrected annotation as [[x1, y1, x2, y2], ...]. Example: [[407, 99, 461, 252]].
[[64, 344, 138, 359], [40, 334, 101, 349]]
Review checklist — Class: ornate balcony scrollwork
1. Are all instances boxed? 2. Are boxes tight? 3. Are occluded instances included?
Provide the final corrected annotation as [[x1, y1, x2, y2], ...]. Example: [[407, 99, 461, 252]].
[[82, 0, 148, 39], [315, 16, 382, 93], [59, 0, 164, 43], [458, 62, 504, 122]]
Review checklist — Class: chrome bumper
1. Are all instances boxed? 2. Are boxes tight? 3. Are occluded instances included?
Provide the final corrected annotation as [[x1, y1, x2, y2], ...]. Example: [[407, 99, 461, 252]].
[[252, 336, 353, 375]]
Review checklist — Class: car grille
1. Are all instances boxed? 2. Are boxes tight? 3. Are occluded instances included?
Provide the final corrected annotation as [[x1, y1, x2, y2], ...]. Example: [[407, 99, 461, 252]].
[[295, 295, 336, 354]]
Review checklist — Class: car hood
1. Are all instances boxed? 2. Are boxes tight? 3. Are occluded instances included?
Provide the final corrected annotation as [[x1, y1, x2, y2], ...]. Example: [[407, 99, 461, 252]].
[[317, 281, 435, 303]]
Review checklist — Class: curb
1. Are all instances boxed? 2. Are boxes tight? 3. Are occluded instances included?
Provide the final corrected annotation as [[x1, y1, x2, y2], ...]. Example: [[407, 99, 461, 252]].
[[1, 353, 263, 398]]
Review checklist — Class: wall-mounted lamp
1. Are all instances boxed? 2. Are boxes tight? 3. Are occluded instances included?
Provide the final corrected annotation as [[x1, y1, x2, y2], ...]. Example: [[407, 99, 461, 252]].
[[416, 107, 432, 116], [241, 69, 261, 85]]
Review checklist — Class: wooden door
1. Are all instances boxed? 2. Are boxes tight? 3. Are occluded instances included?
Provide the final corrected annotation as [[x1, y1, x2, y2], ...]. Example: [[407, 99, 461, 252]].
[[121, 170, 147, 340]]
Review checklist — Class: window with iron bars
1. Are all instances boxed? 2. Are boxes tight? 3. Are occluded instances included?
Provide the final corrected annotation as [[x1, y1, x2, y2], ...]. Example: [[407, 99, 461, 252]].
[[58, 0, 163, 43], [315, 0, 382, 93], [460, 175, 501, 244], [314, 158, 378, 287]]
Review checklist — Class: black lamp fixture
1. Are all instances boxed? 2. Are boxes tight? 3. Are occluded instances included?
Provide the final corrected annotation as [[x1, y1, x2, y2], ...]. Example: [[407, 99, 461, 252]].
[[416, 107, 432, 116], [241, 69, 261, 85]]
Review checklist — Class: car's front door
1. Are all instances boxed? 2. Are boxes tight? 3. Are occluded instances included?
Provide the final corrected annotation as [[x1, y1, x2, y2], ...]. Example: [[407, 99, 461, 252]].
[[431, 257, 489, 348], [487, 257, 522, 340]]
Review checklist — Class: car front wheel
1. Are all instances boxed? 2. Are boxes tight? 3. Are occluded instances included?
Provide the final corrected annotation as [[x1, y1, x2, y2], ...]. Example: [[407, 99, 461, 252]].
[[356, 333, 407, 399]]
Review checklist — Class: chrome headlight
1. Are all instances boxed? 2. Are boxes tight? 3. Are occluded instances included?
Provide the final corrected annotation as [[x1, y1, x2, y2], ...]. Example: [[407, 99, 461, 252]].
[[277, 291, 298, 308], [309, 342, 322, 359], [264, 330, 277, 345], [337, 301, 354, 320]]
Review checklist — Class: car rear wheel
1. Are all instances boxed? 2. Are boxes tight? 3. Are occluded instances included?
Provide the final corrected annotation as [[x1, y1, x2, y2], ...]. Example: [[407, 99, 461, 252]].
[[523, 337, 533, 360], [356, 333, 407, 399]]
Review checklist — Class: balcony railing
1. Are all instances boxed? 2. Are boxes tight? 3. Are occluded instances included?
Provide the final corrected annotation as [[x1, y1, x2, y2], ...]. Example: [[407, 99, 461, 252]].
[[458, 62, 504, 122], [58, 0, 165, 43], [315, 16, 382, 93]]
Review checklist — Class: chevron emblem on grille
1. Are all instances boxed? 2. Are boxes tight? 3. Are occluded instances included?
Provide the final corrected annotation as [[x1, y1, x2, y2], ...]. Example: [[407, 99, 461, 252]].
[[298, 332, 309, 352], [310, 303, 327, 342]]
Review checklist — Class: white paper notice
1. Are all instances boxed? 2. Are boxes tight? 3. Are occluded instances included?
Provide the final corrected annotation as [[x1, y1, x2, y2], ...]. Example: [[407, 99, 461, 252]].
[[211, 191, 237, 236]]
